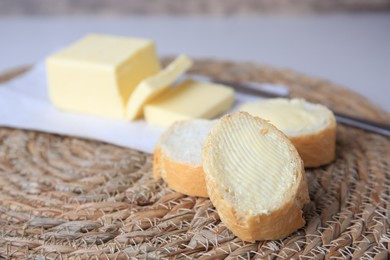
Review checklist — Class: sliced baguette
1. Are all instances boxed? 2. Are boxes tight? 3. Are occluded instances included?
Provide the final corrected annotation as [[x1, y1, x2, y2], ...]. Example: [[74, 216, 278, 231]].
[[153, 119, 215, 197], [202, 112, 310, 242], [239, 98, 336, 167]]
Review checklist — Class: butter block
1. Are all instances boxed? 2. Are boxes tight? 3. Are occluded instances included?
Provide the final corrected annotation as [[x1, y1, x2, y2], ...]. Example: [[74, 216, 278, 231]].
[[46, 34, 160, 119], [144, 79, 234, 126], [126, 55, 192, 120]]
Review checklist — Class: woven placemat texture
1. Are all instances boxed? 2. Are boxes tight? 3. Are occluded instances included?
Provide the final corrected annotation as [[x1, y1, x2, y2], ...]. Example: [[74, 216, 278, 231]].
[[0, 59, 389, 259]]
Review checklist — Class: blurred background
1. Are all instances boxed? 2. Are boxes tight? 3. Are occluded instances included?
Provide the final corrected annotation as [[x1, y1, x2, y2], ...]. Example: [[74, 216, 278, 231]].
[[1, 0, 390, 111]]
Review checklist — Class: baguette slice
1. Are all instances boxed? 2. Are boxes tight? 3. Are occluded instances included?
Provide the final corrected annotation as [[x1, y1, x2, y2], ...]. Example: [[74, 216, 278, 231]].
[[153, 119, 215, 197], [239, 98, 336, 167], [202, 112, 310, 242]]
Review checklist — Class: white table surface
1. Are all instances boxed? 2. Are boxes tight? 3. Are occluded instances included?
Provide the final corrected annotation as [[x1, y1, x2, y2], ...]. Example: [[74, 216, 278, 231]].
[[1, 15, 389, 112]]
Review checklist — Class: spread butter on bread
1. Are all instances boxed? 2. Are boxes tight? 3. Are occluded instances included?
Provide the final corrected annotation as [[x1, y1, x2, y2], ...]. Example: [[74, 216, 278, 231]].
[[202, 112, 310, 242], [239, 98, 336, 167]]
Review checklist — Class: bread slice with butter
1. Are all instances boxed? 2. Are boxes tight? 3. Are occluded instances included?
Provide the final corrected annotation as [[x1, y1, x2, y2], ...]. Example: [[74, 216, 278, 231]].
[[239, 98, 336, 167], [126, 55, 193, 120], [153, 119, 215, 197], [202, 112, 310, 242]]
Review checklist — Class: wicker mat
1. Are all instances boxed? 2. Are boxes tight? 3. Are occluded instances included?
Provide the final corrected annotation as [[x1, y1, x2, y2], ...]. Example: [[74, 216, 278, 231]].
[[0, 59, 389, 259]]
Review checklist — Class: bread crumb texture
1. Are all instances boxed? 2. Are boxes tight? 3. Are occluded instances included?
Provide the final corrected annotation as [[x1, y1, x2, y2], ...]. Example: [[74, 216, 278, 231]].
[[153, 119, 215, 197]]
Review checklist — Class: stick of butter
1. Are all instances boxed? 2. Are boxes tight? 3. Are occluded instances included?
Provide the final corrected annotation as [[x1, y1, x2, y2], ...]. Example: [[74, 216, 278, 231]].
[[46, 34, 160, 119], [126, 55, 192, 121], [144, 79, 234, 127]]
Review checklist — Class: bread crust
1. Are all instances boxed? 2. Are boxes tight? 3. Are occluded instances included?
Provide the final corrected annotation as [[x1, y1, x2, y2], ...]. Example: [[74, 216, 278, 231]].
[[206, 176, 309, 241], [290, 119, 336, 168], [153, 145, 208, 197], [202, 112, 310, 242], [153, 147, 163, 180], [162, 154, 208, 197]]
